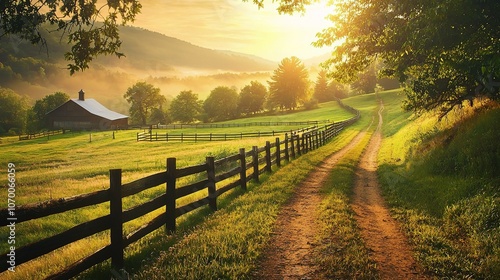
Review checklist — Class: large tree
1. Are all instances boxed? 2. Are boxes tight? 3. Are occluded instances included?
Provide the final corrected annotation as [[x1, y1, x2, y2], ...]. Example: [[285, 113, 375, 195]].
[[204, 86, 239, 122], [268, 56, 309, 110], [0, 87, 28, 135], [0, 0, 141, 74], [238, 81, 267, 115], [169, 90, 202, 123], [313, 0, 500, 118], [124, 82, 165, 125]]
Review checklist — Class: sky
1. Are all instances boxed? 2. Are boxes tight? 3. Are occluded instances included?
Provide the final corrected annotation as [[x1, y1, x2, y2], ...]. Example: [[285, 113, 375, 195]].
[[132, 0, 335, 62]]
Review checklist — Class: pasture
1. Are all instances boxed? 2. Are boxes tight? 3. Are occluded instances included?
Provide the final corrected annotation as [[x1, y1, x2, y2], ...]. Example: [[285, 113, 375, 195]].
[[0, 99, 358, 279]]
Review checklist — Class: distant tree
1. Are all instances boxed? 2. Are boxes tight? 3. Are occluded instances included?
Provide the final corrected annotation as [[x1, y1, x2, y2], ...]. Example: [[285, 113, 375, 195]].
[[268, 56, 309, 110], [149, 106, 170, 125], [328, 81, 349, 100], [238, 81, 267, 115], [0, 0, 141, 74], [313, 70, 335, 102], [351, 63, 377, 94], [124, 82, 166, 125], [169, 90, 202, 123], [0, 87, 28, 135], [27, 92, 69, 132], [204, 86, 239, 122]]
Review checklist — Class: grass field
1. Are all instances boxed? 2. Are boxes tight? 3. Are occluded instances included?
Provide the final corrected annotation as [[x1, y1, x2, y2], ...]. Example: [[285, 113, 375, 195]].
[[0, 99, 357, 279], [377, 90, 500, 278]]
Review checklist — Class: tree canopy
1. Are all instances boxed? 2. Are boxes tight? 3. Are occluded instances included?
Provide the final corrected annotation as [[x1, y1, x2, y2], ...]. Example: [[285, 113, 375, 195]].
[[314, 0, 500, 118], [169, 90, 202, 123], [268, 56, 309, 110], [238, 81, 267, 115], [0, 0, 141, 74], [204, 86, 239, 122], [124, 82, 165, 125], [0, 87, 27, 135]]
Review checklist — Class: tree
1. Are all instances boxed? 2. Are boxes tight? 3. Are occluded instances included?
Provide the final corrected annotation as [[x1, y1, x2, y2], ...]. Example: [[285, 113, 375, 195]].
[[313, 70, 335, 102], [314, 0, 500, 118], [124, 82, 165, 125], [238, 81, 267, 115], [204, 86, 239, 122], [0, 0, 141, 74], [268, 56, 309, 110], [169, 90, 202, 123], [27, 92, 69, 132], [0, 87, 28, 135], [351, 63, 377, 95]]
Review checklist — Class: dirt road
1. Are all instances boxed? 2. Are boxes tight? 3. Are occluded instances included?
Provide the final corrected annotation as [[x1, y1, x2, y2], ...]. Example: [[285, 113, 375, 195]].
[[351, 102, 427, 279], [254, 129, 369, 280], [255, 101, 427, 279]]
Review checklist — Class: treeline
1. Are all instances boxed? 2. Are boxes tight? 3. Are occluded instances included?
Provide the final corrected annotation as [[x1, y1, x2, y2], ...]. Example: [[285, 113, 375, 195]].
[[0, 56, 399, 135], [124, 57, 349, 126]]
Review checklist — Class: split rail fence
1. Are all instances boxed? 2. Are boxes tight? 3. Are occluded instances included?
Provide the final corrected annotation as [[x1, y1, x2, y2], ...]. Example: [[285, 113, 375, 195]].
[[137, 125, 319, 142], [1, 103, 360, 279]]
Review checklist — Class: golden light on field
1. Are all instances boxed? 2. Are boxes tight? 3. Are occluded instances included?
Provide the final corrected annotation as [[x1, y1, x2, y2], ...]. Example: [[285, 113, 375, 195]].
[[133, 0, 334, 61]]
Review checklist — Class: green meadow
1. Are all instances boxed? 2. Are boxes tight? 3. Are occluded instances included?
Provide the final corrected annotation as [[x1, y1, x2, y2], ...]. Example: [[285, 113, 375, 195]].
[[0, 99, 357, 279]]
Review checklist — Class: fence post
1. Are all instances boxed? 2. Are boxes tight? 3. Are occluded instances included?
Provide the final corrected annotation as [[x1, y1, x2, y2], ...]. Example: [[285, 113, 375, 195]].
[[290, 134, 296, 159], [166, 158, 176, 233], [109, 169, 124, 271], [265, 141, 272, 173], [252, 146, 259, 182], [275, 137, 281, 167], [284, 133, 290, 162], [239, 148, 247, 191], [206, 157, 217, 211], [297, 134, 301, 156]]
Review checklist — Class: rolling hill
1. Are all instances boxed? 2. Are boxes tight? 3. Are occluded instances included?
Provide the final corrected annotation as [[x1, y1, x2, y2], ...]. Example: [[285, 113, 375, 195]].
[[0, 25, 277, 112]]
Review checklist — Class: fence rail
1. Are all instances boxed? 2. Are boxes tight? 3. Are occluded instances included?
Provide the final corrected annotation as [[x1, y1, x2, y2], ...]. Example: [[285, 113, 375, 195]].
[[137, 125, 319, 142], [1, 100, 360, 279], [18, 130, 65, 141]]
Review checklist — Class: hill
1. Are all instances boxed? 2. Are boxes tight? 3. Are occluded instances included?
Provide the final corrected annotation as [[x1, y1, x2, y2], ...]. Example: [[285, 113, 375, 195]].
[[0, 25, 275, 112]]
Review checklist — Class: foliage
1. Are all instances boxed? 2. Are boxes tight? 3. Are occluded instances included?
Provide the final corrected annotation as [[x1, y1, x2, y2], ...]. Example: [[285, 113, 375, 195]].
[[203, 86, 239, 122], [377, 90, 500, 278], [268, 56, 309, 110], [238, 81, 267, 115], [169, 90, 202, 123], [0, 0, 141, 74], [351, 63, 377, 95], [0, 87, 28, 135], [314, 0, 500, 118], [313, 70, 333, 102], [124, 82, 166, 125], [27, 92, 69, 132]]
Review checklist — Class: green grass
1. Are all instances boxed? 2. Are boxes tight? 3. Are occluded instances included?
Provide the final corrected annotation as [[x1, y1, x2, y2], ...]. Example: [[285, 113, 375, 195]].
[[377, 90, 500, 279], [0, 100, 355, 279]]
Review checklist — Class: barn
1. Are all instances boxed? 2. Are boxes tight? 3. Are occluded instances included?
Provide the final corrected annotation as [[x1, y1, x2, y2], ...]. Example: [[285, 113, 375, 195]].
[[46, 90, 128, 130]]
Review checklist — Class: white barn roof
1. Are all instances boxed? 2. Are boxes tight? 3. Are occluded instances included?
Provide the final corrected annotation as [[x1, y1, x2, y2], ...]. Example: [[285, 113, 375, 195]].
[[70, 98, 128, 121]]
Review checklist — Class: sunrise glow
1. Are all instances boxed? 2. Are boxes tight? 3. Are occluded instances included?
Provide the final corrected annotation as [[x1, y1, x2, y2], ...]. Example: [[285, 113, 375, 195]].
[[133, 0, 334, 61]]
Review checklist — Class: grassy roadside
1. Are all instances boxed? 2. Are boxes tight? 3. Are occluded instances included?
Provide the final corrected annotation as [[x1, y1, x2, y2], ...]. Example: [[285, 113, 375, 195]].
[[132, 95, 378, 280], [377, 90, 500, 278]]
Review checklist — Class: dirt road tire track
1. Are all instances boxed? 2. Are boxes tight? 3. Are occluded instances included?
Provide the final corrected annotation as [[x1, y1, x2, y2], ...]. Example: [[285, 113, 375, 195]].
[[351, 101, 428, 279], [254, 128, 370, 280]]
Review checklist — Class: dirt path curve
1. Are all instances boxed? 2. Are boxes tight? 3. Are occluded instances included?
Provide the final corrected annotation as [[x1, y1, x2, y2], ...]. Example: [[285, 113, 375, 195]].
[[352, 101, 427, 279], [254, 127, 370, 280]]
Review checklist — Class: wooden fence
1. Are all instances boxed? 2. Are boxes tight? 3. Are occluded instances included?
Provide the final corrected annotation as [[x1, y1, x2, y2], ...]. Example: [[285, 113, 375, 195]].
[[18, 130, 65, 141], [0, 104, 359, 279], [137, 125, 319, 142], [156, 120, 331, 129]]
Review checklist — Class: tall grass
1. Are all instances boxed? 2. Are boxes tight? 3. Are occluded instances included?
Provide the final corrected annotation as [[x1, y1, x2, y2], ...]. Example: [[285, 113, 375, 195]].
[[377, 90, 500, 278]]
